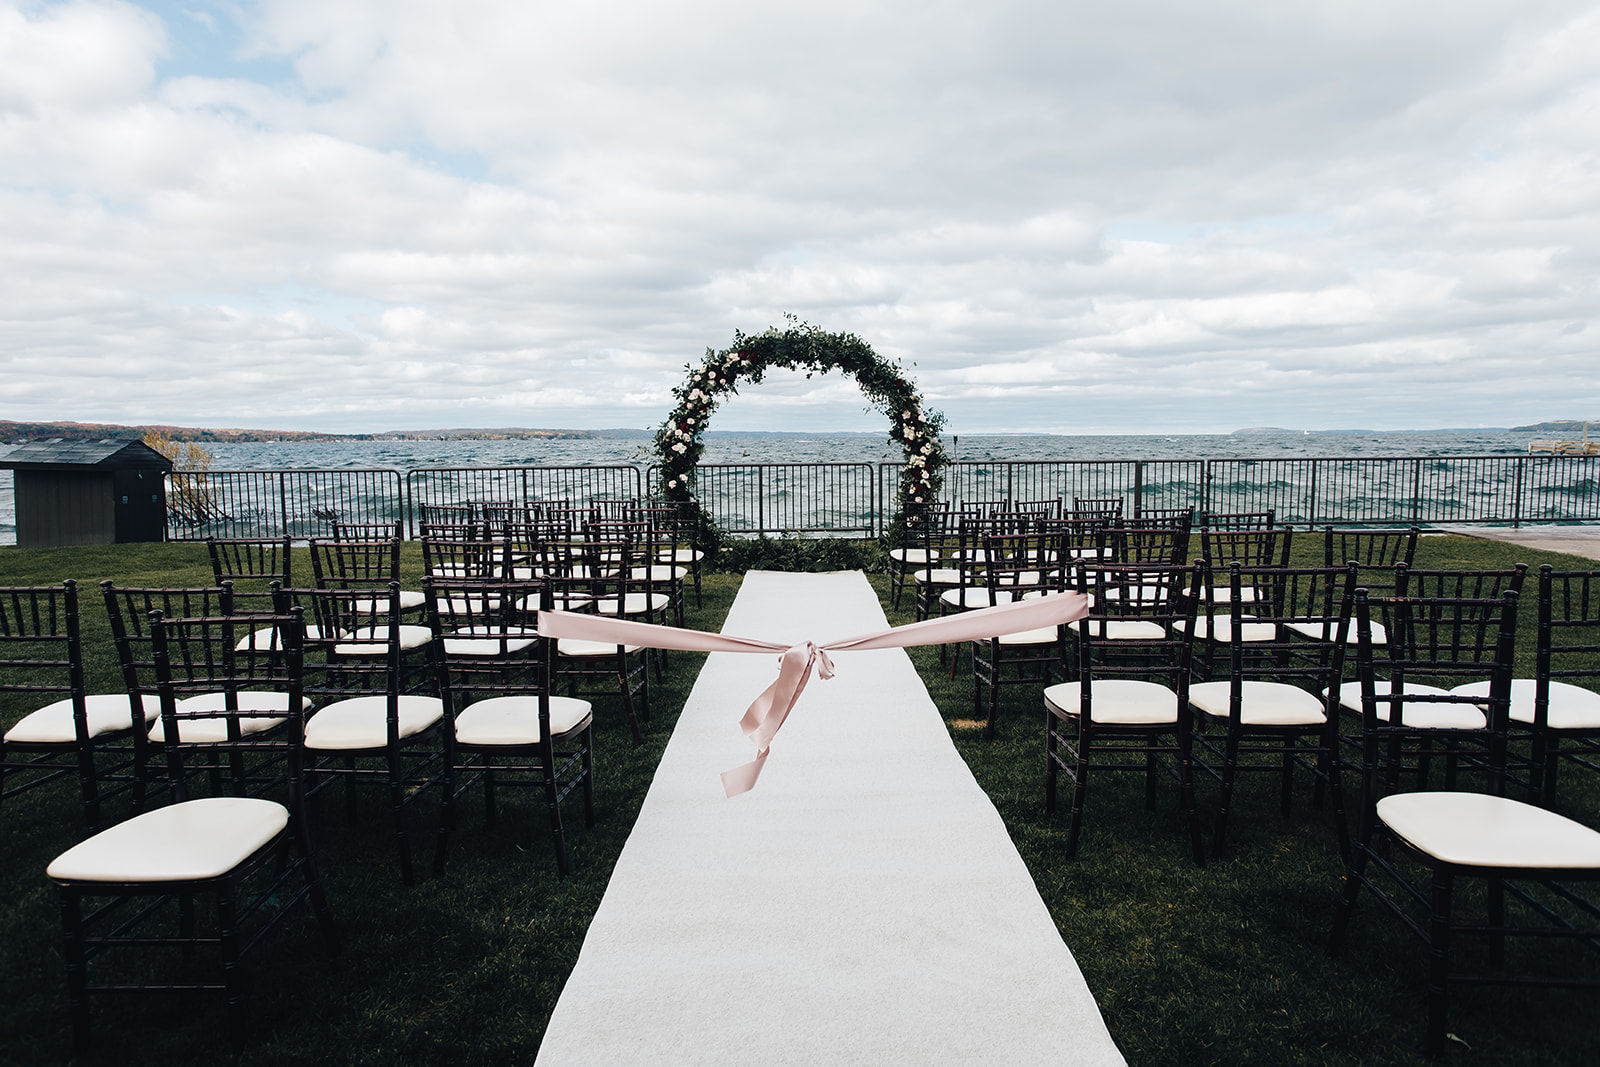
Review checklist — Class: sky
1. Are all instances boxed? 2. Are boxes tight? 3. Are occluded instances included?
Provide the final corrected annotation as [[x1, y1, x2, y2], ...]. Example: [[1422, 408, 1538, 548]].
[[2, 0, 1598, 436]]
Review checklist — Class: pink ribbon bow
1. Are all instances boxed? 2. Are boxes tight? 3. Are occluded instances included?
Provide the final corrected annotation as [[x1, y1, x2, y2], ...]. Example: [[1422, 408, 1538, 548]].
[[537, 590, 1088, 797]]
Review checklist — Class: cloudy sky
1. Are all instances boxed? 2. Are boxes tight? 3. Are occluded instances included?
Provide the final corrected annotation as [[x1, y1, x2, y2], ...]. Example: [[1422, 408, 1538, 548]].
[[3, 0, 1598, 436]]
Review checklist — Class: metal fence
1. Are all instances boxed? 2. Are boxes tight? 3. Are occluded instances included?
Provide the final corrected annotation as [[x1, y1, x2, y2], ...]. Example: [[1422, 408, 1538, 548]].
[[164, 469, 405, 540], [404, 466, 643, 535], [122, 452, 1600, 543], [662, 463, 877, 537]]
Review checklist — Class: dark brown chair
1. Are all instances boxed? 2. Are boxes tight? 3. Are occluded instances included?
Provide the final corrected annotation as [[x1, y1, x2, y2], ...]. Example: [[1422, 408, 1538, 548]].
[[1, 582, 152, 830], [1044, 560, 1207, 865], [48, 607, 337, 1052]]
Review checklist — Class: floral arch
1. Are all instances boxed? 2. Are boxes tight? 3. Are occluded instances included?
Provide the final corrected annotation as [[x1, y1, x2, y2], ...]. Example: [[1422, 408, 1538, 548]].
[[653, 323, 948, 523]]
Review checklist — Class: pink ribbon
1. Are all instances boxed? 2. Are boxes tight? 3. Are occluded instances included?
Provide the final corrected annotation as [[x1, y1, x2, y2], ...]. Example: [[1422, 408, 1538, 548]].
[[537, 590, 1088, 797]]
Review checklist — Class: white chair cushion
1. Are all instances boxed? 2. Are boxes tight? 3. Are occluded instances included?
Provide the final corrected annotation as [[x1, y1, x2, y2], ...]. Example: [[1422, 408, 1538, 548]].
[[941, 587, 1017, 610], [998, 625, 1061, 646], [913, 568, 962, 585], [1333, 680, 1481, 728], [1285, 619, 1383, 645], [1378, 791, 1600, 869], [888, 548, 936, 565], [237, 624, 327, 652], [303, 695, 444, 750], [1175, 616, 1276, 642], [558, 638, 644, 657], [1044, 679, 1180, 725], [333, 625, 434, 655], [443, 626, 540, 658], [630, 565, 687, 582], [455, 695, 592, 745], [657, 547, 704, 563], [147, 691, 313, 743], [47, 797, 287, 882], [1070, 619, 1167, 641], [594, 592, 672, 615], [4, 693, 160, 743], [1190, 680, 1328, 726], [351, 589, 426, 612], [1451, 678, 1600, 730]]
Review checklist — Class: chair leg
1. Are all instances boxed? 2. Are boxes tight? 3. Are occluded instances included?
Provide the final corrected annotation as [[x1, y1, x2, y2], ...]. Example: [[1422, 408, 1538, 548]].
[[1178, 739, 1206, 867], [217, 886, 246, 1052], [1211, 733, 1242, 859], [1065, 741, 1091, 860], [582, 733, 596, 828], [1044, 712, 1061, 815], [388, 752, 414, 886], [1425, 867, 1456, 1059], [59, 888, 90, 1052]]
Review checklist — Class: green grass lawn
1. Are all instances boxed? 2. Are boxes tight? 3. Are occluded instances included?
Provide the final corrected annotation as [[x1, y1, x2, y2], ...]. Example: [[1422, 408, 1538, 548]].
[[1, 533, 1597, 1066]]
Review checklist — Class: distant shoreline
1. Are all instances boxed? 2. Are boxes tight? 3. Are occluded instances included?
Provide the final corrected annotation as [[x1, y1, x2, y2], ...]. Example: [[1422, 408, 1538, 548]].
[[2, 418, 1586, 446]]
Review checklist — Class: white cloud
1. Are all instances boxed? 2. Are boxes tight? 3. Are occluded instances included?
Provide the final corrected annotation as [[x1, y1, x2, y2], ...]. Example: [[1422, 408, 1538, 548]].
[[1, 0, 1598, 434]]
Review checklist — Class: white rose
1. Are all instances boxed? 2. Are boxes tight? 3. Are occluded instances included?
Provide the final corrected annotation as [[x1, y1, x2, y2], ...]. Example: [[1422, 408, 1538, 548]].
[[673, 442, 687, 453], [668, 479, 678, 488]]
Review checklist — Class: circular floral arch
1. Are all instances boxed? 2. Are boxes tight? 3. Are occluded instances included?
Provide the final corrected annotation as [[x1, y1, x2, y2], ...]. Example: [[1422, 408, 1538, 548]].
[[653, 322, 948, 523]]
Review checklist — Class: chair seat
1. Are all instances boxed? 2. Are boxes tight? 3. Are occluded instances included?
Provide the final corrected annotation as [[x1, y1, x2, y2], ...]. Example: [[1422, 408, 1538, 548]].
[[594, 592, 672, 615], [351, 590, 426, 612], [558, 638, 644, 657], [1333, 680, 1481, 728], [455, 695, 593, 745], [238, 624, 328, 652], [913, 567, 962, 585], [333, 625, 434, 655], [998, 625, 1061, 646], [1070, 619, 1166, 641], [1174, 616, 1276, 642], [46, 797, 288, 883], [147, 691, 314, 743], [435, 594, 505, 617], [1285, 619, 1383, 645], [4, 693, 160, 744], [1451, 678, 1600, 730], [1378, 791, 1600, 869], [657, 547, 704, 564], [303, 695, 444, 750], [888, 548, 937, 565], [630, 565, 687, 583], [1045, 679, 1181, 724], [941, 587, 1018, 610], [1191, 680, 1328, 726], [442, 626, 540, 657]]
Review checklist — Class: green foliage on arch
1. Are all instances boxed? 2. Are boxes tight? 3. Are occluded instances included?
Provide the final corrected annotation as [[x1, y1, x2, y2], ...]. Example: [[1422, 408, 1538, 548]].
[[653, 322, 948, 521]]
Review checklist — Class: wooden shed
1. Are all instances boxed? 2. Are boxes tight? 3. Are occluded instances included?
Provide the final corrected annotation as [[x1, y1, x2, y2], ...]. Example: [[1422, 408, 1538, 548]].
[[0, 439, 172, 547]]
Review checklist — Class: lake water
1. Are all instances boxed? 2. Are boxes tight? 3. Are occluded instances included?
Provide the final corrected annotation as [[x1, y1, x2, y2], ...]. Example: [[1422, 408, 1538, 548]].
[[0, 429, 1557, 544]]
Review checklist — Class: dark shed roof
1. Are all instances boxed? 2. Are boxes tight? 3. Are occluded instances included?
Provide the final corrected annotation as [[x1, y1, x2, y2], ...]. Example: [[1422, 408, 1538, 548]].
[[0, 439, 173, 472]]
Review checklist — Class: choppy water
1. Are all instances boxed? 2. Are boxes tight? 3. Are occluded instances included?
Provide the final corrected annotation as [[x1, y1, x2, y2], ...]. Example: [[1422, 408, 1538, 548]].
[[0, 429, 1556, 544]]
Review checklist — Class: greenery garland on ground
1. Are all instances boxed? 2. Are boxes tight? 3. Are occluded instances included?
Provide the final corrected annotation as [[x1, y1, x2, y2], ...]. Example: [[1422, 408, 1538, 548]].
[[653, 322, 948, 535]]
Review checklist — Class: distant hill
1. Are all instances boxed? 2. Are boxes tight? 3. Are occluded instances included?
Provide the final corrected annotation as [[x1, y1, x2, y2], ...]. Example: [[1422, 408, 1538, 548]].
[[1509, 420, 1598, 433], [0, 420, 605, 444]]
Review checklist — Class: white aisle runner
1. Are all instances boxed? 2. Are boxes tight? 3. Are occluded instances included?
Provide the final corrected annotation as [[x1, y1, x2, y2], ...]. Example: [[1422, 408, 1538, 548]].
[[536, 571, 1125, 1066]]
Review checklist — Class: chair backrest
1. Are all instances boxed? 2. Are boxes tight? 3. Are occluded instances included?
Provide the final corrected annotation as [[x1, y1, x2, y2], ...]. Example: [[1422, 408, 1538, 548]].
[[425, 575, 550, 695], [1132, 506, 1195, 526], [101, 583, 233, 705], [148, 606, 309, 801], [979, 530, 1062, 606], [309, 537, 402, 591], [1537, 566, 1600, 712], [422, 537, 508, 581], [1324, 526, 1419, 595], [1201, 526, 1293, 570], [1208, 562, 1356, 691], [1393, 564, 1529, 607], [1199, 509, 1275, 531], [418, 503, 476, 529], [0, 582, 87, 734], [331, 520, 404, 543], [1097, 518, 1192, 566], [1072, 496, 1124, 517], [1070, 561, 1203, 688], [208, 537, 292, 586], [292, 584, 448, 737], [1352, 585, 1520, 795]]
